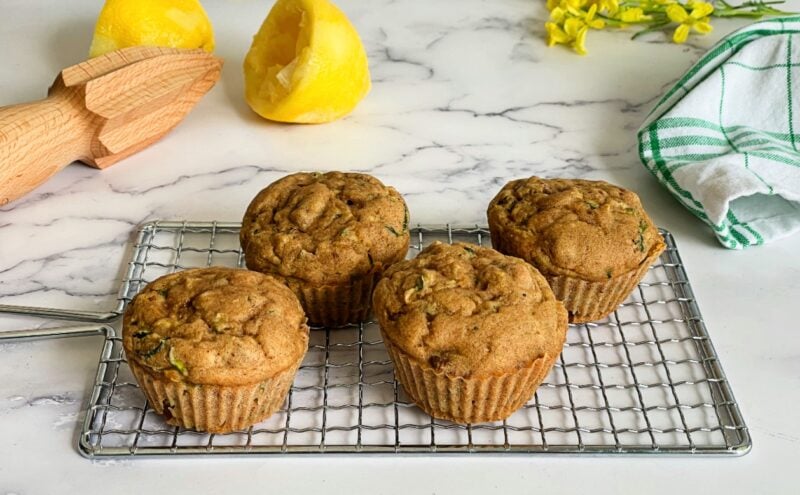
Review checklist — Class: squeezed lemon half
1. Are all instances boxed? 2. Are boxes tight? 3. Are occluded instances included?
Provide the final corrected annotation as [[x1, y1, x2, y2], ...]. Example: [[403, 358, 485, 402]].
[[243, 0, 371, 124], [89, 0, 215, 58]]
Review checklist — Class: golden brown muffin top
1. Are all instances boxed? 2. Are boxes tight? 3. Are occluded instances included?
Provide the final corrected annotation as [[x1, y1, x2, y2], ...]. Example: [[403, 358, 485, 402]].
[[373, 242, 567, 378], [487, 177, 664, 282], [240, 172, 410, 286], [123, 268, 309, 386]]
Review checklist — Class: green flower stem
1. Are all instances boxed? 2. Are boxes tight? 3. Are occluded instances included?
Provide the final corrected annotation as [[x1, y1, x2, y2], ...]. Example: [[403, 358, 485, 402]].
[[597, 13, 669, 26], [630, 20, 673, 39], [714, 9, 795, 18], [596, 15, 629, 26], [715, 0, 796, 17]]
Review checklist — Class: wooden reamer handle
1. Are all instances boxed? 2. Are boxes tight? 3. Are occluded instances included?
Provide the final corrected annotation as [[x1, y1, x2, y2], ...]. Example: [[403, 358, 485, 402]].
[[0, 90, 94, 206]]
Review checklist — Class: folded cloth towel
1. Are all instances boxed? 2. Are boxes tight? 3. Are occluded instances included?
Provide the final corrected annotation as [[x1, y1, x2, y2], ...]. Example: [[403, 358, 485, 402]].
[[639, 16, 800, 249]]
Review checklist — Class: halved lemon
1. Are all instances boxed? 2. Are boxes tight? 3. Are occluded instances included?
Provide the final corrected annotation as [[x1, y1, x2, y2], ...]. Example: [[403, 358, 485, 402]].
[[89, 0, 215, 58], [243, 0, 371, 124]]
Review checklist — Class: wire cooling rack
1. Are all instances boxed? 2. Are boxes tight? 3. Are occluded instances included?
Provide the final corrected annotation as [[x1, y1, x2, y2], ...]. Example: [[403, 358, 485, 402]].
[[77, 221, 750, 457]]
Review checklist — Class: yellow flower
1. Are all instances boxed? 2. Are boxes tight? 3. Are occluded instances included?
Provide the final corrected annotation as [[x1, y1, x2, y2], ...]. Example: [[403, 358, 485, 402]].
[[564, 17, 590, 54], [619, 7, 648, 23], [667, 1, 714, 44], [546, 21, 572, 46], [583, 4, 606, 29], [564, 3, 605, 29], [572, 24, 590, 55], [564, 17, 585, 35], [550, 6, 567, 22], [550, 0, 588, 11], [588, 0, 619, 14], [544, 0, 607, 55], [688, 1, 715, 17]]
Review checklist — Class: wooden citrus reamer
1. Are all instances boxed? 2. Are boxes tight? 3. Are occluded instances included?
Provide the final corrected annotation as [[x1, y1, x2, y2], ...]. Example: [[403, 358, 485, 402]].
[[0, 46, 223, 206]]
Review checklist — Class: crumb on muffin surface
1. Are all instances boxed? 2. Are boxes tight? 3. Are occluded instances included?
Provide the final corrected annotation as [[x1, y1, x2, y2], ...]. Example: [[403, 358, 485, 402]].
[[123, 267, 309, 386], [372, 242, 567, 378], [487, 177, 665, 281], [240, 172, 410, 286]]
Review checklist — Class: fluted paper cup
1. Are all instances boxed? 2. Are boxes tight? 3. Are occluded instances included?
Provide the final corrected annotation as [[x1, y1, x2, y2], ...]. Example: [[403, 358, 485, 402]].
[[129, 358, 301, 434], [382, 334, 558, 424], [288, 269, 383, 327]]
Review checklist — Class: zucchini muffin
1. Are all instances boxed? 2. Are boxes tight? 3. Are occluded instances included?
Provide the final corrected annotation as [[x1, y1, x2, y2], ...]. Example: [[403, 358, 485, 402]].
[[487, 177, 666, 323], [241, 171, 410, 326], [123, 267, 309, 433], [372, 242, 567, 424]]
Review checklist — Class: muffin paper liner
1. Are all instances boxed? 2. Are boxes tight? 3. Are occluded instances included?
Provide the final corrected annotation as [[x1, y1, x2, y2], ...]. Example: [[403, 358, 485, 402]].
[[129, 358, 301, 434], [491, 231, 666, 324], [382, 334, 558, 424], [547, 241, 665, 323], [288, 269, 382, 327]]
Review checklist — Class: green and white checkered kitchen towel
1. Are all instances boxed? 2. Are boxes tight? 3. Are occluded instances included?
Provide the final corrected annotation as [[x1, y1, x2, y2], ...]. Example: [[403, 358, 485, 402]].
[[639, 16, 800, 249]]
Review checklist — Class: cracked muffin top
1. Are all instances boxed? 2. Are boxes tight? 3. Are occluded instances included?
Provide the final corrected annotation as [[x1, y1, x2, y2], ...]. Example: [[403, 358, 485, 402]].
[[240, 172, 410, 286], [123, 268, 309, 386], [372, 242, 567, 378], [487, 177, 664, 282]]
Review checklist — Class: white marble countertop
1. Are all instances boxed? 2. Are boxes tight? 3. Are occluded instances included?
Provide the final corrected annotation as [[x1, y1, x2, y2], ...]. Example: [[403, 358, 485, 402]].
[[2, 0, 799, 493]]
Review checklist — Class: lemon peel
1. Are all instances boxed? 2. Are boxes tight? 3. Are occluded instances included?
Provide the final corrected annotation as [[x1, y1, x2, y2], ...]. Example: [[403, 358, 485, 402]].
[[89, 0, 214, 58]]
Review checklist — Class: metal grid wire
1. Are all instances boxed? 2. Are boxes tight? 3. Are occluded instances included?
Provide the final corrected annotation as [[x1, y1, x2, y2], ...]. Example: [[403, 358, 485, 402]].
[[78, 221, 750, 457]]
